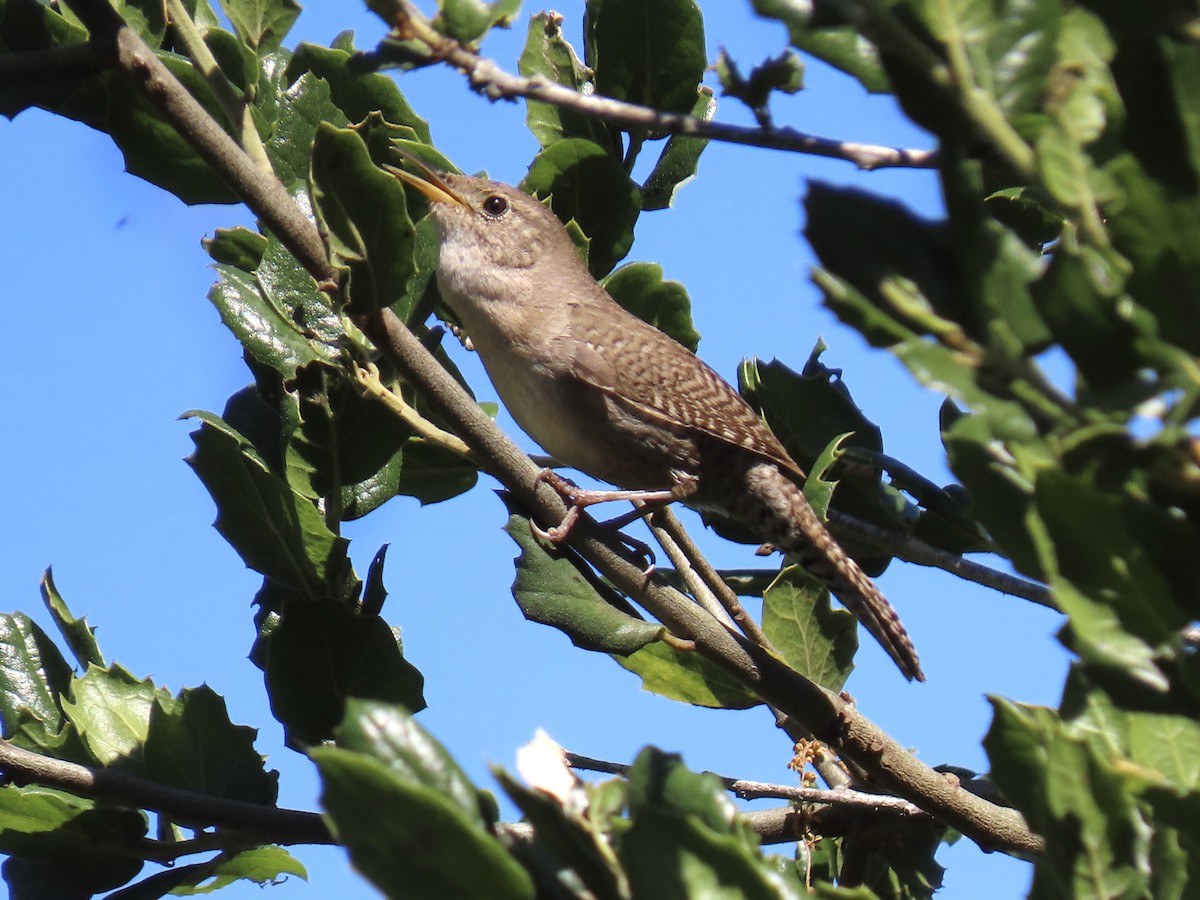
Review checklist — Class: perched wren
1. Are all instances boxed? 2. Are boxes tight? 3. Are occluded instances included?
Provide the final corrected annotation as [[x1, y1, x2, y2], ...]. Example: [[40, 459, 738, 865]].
[[392, 168, 924, 681]]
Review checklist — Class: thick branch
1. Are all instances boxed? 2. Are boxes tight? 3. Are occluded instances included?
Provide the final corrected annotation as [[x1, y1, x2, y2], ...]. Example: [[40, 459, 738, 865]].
[[0, 739, 334, 845], [383, 1, 936, 170]]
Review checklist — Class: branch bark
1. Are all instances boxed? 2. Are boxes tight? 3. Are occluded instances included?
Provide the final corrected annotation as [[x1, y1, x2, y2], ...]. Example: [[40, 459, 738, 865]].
[[379, 0, 937, 170], [0, 739, 334, 846]]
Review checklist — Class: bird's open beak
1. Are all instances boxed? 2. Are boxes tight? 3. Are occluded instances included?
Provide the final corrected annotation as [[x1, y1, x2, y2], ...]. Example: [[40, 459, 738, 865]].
[[383, 151, 468, 208]]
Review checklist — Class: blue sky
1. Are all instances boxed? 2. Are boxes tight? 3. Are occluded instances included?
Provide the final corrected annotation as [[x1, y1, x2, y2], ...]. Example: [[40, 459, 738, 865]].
[[0, 3, 1066, 897]]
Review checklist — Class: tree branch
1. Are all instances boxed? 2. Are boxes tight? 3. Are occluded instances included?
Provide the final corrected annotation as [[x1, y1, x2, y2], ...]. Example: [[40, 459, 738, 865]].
[[828, 510, 1054, 607], [0, 739, 334, 846], [377, 1, 937, 170], [49, 0, 1041, 860]]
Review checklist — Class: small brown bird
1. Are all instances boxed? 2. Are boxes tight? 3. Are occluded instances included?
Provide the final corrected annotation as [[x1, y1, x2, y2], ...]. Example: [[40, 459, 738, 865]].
[[392, 167, 924, 681]]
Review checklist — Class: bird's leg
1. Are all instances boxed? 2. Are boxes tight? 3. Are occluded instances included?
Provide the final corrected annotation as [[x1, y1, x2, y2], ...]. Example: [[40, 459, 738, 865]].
[[531, 469, 678, 543]]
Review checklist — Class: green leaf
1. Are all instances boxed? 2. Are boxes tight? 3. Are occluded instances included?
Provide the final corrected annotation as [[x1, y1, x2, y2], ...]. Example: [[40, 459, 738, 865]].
[[61, 665, 164, 767], [641, 89, 715, 211], [504, 511, 663, 655], [264, 601, 426, 745], [217, 0, 300, 51], [265, 69, 348, 189], [0, 787, 146, 893], [39, 569, 104, 671], [104, 55, 237, 204], [334, 700, 481, 820], [185, 410, 348, 596], [202, 225, 268, 270], [0, 613, 72, 743], [522, 138, 642, 277], [312, 731, 534, 899], [143, 685, 279, 803], [750, 0, 888, 93], [602, 262, 701, 351], [518, 12, 615, 152], [435, 0, 522, 44], [715, 49, 804, 126], [493, 768, 626, 900], [206, 257, 338, 377], [168, 845, 308, 894], [309, 122, 417, 313], [762, 567, 856, 691], [616, 641, 762, 709], [586, 0, 707, 115], [619, 748, 791, 898]]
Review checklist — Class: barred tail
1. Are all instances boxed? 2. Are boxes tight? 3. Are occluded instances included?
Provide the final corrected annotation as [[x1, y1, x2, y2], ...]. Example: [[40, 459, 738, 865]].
[[739, 463, 925, 682]]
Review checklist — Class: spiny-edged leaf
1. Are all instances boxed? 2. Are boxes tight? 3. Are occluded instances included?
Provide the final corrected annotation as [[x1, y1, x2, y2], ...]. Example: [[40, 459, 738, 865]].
[[616, 640, 761, 709], [334, 700, 481, 821], [504, 511, 663, 655], [104, 56, 236, 204], [522, 138, 642, 277], [167, 845, 308, 895], [312, 745, 534, 900], [434, 0, 522, 45], [715, 49, 804, 126], [493, 767, 626, 900], [61, 664, 166, 766], [602, 261, 701, 351], [264, 601, 425, 746], [310, 122, 416, 314], [0, 786, 146, 893], [750, 0, 888, 93], [266, 70, 348, 189], [518, 12, 615, 151], [0, 613, 72, 741], [40, 569, 103, 670], [641, 88, 715, 211], [207, 260, 338, 377], [185, 410, 348, 597], [217, 0, 299, 50], [143, 685, 279, 804], [283, 361, 415, 505], [255, 233, 343, 357], [287, 41, 432, 142], [762, 567, 856, 692], [586, 0, 706, 115]]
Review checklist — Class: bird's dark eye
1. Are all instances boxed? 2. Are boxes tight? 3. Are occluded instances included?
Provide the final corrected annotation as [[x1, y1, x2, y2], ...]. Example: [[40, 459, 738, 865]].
[[482, 194, 509, 217]]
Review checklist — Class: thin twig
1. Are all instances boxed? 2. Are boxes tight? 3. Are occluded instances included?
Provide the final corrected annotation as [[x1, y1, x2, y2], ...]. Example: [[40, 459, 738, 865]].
[[644, 506, 739, 630], [828, 510, 1054, 607], [565, 751, 924, 814], [164, 0, 274, 175], [381, 1, 936, 171], [650, 507, 777, 651], [353, 361, 474, 458], [0, 739, 334, 845]]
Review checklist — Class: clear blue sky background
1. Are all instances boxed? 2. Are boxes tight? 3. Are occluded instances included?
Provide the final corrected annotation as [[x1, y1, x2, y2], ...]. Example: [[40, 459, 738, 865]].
[[0, 3, 1067, 897]]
